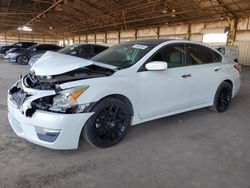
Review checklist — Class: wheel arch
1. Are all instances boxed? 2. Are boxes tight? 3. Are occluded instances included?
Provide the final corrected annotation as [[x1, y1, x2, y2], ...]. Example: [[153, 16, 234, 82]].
[[212, 79, 234, 103], [223, 79, 233, 89], [92, 94, 134, 115]]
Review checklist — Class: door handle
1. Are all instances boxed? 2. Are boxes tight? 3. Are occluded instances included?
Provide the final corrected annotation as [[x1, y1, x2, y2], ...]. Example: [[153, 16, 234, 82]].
[[214, 67, 221, 72], [182, 74, 192, 78]]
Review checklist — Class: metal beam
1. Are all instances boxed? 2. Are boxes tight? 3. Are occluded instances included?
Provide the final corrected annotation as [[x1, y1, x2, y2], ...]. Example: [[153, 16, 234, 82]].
[[8, 0, 12, 7], [33, 0, 53, 4], [216, 0, 238, 18], [24, 0, 63, 25], [79, 0, 106, 14], [0, 12, 40, 15]]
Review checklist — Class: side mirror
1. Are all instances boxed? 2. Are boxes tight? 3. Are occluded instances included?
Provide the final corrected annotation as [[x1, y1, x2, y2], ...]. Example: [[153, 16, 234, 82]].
[[145, 61, 168, 71]]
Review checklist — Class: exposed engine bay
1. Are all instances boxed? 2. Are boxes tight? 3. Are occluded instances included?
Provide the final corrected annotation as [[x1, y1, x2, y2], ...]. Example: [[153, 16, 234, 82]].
[[23, 64, 114, 90], [9, 64, 114, 117]]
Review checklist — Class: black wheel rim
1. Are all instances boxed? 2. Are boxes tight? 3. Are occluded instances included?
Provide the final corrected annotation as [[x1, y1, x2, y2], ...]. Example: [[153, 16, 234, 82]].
[[218, 87, 231, 111], [21, 56, 28, 64], [93, 104, 127, 145]]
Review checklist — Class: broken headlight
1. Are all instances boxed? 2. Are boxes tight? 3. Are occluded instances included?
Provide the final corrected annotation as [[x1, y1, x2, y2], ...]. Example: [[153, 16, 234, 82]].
[[50, 86, 89, 113]]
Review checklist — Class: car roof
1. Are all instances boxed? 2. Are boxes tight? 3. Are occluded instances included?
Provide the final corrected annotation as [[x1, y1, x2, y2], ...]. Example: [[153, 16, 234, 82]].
[[125, 39, 174, 46], [76, 44, 108, 48], [20, 42, 36, 44], [35, 44, 59, 47]]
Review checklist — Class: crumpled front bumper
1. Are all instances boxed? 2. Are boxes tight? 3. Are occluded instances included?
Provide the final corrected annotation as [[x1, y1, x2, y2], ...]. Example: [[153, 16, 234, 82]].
[[8, 96, 93, 150], [7, 80, 94, 150]]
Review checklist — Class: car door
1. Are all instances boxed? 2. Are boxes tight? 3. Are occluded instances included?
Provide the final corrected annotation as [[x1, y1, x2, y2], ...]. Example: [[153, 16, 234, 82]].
[[138, 43, 193, 119], [186, 44, 223, 106]]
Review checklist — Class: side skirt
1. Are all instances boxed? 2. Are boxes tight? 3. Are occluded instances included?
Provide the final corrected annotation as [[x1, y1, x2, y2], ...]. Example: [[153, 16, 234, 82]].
[[131, 102, 212, 126]]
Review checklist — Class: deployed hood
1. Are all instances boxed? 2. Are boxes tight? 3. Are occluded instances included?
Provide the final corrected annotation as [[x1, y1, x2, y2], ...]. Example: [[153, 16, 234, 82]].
[[30, 51, 93, 76]]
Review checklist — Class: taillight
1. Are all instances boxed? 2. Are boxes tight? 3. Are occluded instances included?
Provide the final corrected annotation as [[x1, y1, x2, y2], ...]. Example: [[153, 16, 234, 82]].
[[234, 63, 242, 73]]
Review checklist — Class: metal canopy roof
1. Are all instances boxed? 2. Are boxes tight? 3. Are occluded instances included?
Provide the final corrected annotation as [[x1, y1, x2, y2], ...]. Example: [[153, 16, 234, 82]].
[[0, 0, 250, 36]]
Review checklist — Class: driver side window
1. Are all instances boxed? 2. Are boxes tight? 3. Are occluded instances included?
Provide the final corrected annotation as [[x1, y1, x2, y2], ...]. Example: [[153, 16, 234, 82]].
[[151, 44, 187, 68]]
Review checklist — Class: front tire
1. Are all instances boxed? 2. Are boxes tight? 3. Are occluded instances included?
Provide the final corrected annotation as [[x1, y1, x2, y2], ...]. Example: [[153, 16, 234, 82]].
[[211, 82, 232, 112], [83, 98, 131, 148], [16, 55, 29, 65], [3, 50, 8, 56]]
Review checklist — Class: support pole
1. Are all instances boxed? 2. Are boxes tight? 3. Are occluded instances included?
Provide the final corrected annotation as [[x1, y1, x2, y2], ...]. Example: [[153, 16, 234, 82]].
[[157, 26, 160, 39], [186, 23, 191, 40], [226, 17, 238, 45], [118, 30, 120, 44], [105, 32, 107, 44]]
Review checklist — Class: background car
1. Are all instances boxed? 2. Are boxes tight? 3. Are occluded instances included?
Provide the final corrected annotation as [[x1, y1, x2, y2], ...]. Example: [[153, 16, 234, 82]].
[[0, 42, 36, 55], [7, 44, 63, 65], [28, 44, 109, 66]]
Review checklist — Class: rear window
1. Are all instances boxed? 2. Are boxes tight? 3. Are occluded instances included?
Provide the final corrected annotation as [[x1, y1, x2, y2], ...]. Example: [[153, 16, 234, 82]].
[[188, 44, 222, 64]]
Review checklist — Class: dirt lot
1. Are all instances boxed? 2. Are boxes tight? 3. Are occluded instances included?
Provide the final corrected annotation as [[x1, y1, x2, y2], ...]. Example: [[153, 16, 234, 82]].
[[0, 57, 250, 188]]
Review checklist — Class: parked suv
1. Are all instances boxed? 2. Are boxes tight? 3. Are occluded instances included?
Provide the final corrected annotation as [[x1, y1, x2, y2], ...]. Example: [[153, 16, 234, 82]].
[[0, 42, 36, 55], [7, 40, 241, 150]]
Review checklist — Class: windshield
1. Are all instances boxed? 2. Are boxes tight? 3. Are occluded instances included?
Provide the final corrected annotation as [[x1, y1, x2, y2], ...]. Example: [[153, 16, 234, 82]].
[[58, 45, 78, 54], [27, 44, 39, 51], [91, 43, 155, 69], [12, 42, 22, 47]]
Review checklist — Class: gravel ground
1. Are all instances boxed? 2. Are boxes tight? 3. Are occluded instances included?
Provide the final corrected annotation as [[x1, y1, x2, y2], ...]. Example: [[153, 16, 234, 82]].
[[0, 56, 250, 188]]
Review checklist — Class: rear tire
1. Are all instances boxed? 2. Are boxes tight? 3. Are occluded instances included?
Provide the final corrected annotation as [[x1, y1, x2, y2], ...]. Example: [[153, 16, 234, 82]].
[[211, 82, 232, 112], [83, 98, 131, 148]]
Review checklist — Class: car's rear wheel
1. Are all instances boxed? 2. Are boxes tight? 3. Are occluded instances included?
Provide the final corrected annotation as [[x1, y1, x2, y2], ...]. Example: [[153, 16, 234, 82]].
[[83, 98, 131, 148], [16, 55, 29, 65], [211, 81, 232, 112]]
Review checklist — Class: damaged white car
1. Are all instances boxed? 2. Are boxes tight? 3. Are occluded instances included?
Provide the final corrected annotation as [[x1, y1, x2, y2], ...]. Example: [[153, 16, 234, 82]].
[[8, 40, 241, 150]]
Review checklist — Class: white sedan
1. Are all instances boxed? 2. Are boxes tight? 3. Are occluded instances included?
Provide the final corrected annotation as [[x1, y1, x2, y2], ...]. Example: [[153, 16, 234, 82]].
[[7, 40, 241, 150]]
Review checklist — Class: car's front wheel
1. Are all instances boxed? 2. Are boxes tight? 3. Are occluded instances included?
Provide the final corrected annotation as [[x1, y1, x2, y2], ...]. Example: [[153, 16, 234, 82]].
[[3, 50, 8, 56], [83, 98, 131, 148], [16, 55, 29, 65], [212, 81, 232, 112]]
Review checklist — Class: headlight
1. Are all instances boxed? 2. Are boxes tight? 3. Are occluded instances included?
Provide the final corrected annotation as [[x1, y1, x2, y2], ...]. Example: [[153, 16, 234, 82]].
[[50, 86, 89, 112], [8, 48, 16, 53]]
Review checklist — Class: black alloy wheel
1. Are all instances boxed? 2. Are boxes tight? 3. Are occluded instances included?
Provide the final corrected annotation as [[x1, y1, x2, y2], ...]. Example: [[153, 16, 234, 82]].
[[83, 98, 131, 148], [212, 82, 232, 112], [17, 55, 29, 65]]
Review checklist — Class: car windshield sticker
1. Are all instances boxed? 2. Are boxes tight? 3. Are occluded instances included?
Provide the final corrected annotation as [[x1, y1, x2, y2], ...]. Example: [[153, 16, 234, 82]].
[[132, 44, 148, 50]]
